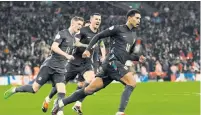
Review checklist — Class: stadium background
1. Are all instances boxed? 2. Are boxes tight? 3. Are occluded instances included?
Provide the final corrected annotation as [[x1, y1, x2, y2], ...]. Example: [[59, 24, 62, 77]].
[[0, 1, 200, 84], [0, 1, 200, 115]]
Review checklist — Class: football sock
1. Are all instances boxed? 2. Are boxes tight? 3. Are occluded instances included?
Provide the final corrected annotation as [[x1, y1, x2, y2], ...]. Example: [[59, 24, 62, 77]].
[[49, 87, 58, 99], [15, 85, 35, 93], [118, 85, 135, 112], [78, 83, 89, 103], [62, 88, 87, 106]]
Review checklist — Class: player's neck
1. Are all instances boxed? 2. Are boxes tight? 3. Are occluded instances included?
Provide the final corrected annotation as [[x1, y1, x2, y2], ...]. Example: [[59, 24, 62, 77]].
[[126, 22, 134, 30], [89, 25, 98, 33], [68, 27, 75, 35]]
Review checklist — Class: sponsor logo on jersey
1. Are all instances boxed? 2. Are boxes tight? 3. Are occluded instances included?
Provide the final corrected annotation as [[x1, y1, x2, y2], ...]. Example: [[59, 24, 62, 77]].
[[55, 33, 60, 39], [124, 66, 128, 70], [109, 26, 114, 30]]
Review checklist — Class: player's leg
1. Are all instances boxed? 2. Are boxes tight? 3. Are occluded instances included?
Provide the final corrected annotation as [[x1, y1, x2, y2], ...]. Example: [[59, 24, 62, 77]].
[[83, 70, 95, 83], [42, 63, 78, 112], [54, 82, 66, 115], [72, 64, 95, 114], [51, 63, 80, 115], [4, 66, 50, 99], [76, 80, 85, 92], [52, 72, 66, 115], [52, 76, 112, 115], [42, 84, 57, 112], [111, 61, 136, 115], [73, 64, 95, 106], [68, 76, 112, 104], [48, 86, 58, 100], [76, 74, 85, 94], [82, 64, 96, 91], [72, 75, 85, 114], [42, 74, 68, 112], [115, 72, 136, 115], [51, 63, 110, 115]]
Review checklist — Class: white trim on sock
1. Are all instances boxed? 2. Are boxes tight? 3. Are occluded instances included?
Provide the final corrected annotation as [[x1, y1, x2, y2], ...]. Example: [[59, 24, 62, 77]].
[[57, 111, 64, 115], [58, 100, 64, 107], [75, 101, 82, 107], [116, 112, 125, 115], [12, 87, 16, 93], [45, 96, 51, 103]]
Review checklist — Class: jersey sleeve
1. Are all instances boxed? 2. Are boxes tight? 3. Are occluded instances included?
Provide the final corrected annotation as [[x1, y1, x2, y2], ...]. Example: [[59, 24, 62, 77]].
[[54, 31, 64, 44], [86, 25, 119, 50]]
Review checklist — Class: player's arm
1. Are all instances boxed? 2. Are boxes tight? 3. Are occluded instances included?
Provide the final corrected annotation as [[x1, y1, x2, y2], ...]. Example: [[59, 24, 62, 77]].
[[86, 26, 118, 51], [99, 40, 106, 61], [51, 32, 74, 60], [83, 26, 118, 58], [129, 52, 146, 63], [74, 31, 88, 48], [130, 54, 140, 61], [51, 42, 68, 57], [125, 54, 145, 67], [128, 40, 146, 63]]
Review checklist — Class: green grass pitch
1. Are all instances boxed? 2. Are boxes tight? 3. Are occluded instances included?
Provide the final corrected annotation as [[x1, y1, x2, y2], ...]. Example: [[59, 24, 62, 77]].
[[0, 82, 200, 115]]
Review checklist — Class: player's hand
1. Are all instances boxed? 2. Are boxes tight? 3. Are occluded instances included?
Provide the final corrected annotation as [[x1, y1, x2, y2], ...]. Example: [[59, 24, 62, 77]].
[[74, 41, 81, 47], [65, 54, 74, 60], [74, 41, 88, 48], [125, 60, 134, 66], [139, 55, 146, 63], [82, 50, 91, 58]]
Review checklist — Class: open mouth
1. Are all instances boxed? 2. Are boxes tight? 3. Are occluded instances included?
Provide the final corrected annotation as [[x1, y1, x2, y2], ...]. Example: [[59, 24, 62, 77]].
[[96, 23, 100, 26]]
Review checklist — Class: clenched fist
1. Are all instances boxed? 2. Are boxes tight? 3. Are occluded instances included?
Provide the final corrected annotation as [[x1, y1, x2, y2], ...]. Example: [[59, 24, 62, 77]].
[[82, 50, 91, 58], [139, 55, 146, 63]]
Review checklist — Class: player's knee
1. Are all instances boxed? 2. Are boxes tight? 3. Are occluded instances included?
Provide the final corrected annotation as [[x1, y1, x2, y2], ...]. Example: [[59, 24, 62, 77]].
[[125, 79, 136, 87], [126, 82, 136, 87], [84, 87, 95, 95], [84, 71, 95, 83], [85, 78, 93, 83], [32, 82, 41, 93], [56, 83, 66, 94], [85, 89, 95, 95], [32, 85, 39, 93], [122, 72, 136, 87]]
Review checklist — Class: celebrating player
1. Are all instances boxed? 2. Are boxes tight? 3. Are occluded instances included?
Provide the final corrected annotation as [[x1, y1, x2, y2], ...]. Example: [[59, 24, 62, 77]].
[[4, 16, 84, 115], [42, 13, 106, 115], [52, 9, 145, 115]]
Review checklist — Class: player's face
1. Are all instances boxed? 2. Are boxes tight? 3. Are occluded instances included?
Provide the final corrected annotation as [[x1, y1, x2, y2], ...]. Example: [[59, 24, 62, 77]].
[[129, 13, 141, 28], [73, 20, 84, 33], [90, 15, 101, 29]]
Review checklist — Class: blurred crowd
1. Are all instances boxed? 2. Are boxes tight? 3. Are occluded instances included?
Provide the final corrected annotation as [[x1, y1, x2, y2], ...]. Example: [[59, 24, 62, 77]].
[[0, 1, 200, 81], [138, 1, 200, 81]]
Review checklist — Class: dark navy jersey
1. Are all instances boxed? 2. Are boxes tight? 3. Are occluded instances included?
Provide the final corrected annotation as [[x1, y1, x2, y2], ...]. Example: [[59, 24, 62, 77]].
[[87, 24, 139, 64], [70, 26, 98, 65], [42, 29, 75, 73]]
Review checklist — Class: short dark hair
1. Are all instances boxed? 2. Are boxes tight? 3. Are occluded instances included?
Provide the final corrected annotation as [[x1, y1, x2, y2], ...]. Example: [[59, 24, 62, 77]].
[[85, 20, 90, 24], [126, 9, 141, 19], [90, 13, 101, 17]]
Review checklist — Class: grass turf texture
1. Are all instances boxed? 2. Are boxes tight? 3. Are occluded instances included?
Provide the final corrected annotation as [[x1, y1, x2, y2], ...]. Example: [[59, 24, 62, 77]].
[[0, 82, 200, 115]]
